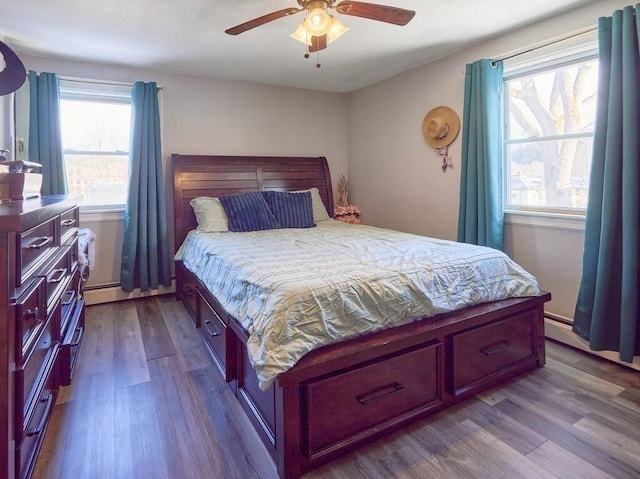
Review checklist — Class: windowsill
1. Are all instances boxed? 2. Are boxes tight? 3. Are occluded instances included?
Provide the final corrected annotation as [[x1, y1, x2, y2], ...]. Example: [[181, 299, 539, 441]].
[[504, 209, 585, 232], [79, 206, 125, 222]]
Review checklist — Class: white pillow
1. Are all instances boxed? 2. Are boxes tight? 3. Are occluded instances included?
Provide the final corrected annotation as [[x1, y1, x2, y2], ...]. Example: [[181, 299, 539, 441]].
[[293, 187, 330, 222], [190, 196, 228, 232]]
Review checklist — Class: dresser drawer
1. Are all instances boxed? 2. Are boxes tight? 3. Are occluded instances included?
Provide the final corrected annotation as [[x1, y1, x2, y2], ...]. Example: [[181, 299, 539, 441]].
[[306, 341, 442, 456], [60, 266, 82, 337], [60, 206, 79, 245], [17, 217, 58, 287], [15, 277, 47, 364], [59, 299, 85, 387], [15, 368, 56, 479], [44, 245, 72, 314], [450, 311, 535, 395], [16, 302, 59, 426], [198, 291, 232, 380]]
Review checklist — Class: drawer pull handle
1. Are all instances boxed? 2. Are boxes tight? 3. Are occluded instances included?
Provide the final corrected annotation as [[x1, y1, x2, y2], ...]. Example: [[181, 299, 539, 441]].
[[61, 290, 75, 306], [71, 326, 84, 347], [26, 393, 54, 437], [481, 340, 510, 356], [203, 320, 221, 338], [61, 218, 76, 227], [24, 307, 40, 321], [26, 236, 52, 250], [357, 382, 404, 406], [184, 286, 194, 296], [47, 268, 67, 284]]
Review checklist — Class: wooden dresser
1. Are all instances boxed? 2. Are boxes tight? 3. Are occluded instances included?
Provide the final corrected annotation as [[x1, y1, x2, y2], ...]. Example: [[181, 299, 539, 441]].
[[0, 196, 85, 479]]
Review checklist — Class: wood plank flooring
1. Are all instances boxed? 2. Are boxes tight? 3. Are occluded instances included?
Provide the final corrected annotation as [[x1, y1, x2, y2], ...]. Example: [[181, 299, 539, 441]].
[[33, 296, 640, 479]]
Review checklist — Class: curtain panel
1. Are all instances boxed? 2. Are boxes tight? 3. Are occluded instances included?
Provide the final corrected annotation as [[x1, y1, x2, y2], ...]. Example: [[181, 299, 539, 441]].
[[573, 5, 640, 362], [457, 59, 504, 251], [120, 81, 172, 293], [28, 70, 68, 195]]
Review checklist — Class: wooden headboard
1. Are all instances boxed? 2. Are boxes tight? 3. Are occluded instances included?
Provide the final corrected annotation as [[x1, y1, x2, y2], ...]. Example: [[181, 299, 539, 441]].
[[172, 154, 334, 251]]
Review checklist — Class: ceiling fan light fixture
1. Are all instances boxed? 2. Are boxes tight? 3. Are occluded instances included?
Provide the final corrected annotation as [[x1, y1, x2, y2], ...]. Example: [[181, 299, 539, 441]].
[[326, 16, 349, 44], [305, 2, 332, 35], [291, 15, 349, 46], [291, 21, 312, 46]]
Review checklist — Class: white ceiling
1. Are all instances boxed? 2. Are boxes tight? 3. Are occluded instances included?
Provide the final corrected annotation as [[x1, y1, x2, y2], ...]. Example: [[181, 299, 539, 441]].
[[1, 0, 597, 93]]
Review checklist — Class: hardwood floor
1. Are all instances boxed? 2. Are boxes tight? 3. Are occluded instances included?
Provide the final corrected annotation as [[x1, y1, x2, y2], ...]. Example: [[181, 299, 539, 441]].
[[33, 296, 640, 479]]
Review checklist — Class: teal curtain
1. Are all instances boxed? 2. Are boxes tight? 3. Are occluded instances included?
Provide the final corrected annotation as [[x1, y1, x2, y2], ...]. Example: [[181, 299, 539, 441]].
[[573, 6, 640, 362], [457, 59, 504, 251], [28, 70, 68, 195], [120, 82, 171, 293]]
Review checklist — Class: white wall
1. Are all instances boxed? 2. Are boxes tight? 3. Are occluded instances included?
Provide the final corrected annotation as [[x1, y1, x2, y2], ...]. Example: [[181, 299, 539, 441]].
[[21, 56, 348, 295], [346, 0, 631, 321]]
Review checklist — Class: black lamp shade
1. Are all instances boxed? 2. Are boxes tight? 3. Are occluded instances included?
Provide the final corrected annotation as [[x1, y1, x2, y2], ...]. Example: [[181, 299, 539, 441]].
[[0, 40, 26, 96]]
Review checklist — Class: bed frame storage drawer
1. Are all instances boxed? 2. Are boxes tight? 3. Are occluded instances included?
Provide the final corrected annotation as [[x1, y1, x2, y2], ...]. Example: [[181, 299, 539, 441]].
[[305, 341, 443, 457], [176, 262, 197, 322], [450, 311, 536, 395], [197, 290, 233, 381]]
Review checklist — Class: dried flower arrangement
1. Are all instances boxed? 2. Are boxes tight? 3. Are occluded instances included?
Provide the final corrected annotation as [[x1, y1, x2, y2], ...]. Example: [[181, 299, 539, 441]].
[[334, 175, 362, 224]]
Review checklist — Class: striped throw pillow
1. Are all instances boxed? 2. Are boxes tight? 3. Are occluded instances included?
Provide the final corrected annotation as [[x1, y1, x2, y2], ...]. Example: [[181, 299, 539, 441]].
[[262, 191, 315, 229], [219, 192, 281, 232]]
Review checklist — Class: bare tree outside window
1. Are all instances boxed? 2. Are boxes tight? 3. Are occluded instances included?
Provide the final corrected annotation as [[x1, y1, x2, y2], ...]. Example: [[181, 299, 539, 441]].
[[505, 57, 598, 211]]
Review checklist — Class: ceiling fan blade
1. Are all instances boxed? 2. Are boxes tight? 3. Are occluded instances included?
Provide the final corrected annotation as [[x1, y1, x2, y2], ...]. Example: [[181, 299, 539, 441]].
[[225, 8, 302, 35], [334, 1, 415, 26], [309, 35, 328, 53]]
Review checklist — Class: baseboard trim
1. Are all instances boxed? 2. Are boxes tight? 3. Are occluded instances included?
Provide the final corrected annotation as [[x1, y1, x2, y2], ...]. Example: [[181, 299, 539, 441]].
[[84, 281, 176, 305], [544, 317, 640, 371]]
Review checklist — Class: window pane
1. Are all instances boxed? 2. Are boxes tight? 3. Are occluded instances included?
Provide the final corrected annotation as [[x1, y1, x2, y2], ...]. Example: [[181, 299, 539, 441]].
[[506, 138, 592, 209], [60, 99, 131, 207], [505, 57, 598, 211], [64, 153, 129, 206], [506, 61, 598, 140]]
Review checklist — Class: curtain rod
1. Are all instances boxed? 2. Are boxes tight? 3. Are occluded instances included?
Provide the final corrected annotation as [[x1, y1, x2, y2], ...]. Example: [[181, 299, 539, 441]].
[[492, 25, 597, 66], [43, 74, 166, 91]]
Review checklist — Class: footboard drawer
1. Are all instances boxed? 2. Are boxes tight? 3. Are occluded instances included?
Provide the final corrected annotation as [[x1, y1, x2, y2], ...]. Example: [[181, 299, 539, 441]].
[[305, 341, 442, 457], [197, 290, 233, 381], [176, 262, 197, 322], [450, 311, 535, 395]]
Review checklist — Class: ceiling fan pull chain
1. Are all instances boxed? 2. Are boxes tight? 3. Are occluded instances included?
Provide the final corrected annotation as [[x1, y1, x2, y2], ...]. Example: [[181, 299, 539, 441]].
[[316, 50, 321, 68]]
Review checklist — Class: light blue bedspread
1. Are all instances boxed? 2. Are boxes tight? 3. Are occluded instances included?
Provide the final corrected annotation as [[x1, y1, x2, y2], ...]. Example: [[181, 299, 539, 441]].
[[176, 220, 540, 390]]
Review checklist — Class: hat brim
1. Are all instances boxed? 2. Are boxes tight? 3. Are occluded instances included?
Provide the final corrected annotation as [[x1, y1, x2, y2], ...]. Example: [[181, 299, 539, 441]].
[[422, 106, 460, 149], [0, 41, 26, 96]]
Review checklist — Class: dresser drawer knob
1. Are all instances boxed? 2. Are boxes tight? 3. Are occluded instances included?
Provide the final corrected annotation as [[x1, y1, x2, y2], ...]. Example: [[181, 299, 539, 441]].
[[480, 340, 510, 356], [357, 382, 404, 406], [26, 236, 52, 250], [61, 218, 76, 227]]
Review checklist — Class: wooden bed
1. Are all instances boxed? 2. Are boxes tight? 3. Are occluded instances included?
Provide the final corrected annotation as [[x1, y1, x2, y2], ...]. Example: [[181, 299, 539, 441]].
[[172, 154, 551, 479]]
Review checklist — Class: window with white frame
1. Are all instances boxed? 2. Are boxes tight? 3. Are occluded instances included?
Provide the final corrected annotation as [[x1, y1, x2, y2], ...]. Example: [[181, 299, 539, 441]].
[[504, 45, 598, 213], [58, 80, 131, 209]]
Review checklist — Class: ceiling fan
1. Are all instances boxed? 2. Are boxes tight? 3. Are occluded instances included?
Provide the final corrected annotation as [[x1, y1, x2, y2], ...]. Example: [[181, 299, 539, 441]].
[[225, 1, 416, 54]]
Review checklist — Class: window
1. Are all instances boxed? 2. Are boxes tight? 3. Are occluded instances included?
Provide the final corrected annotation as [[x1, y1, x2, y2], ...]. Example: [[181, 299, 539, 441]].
[[59, 81, 131, 209], [504, 48, 598, 213]]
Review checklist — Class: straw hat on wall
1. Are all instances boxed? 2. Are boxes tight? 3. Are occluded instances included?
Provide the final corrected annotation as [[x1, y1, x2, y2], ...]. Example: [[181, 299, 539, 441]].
[[422, 106, 460, 149]]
